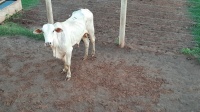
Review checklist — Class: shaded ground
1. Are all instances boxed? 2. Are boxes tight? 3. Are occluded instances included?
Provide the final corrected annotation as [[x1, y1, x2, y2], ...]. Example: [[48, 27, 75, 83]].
[[0, 0, 200, 111]]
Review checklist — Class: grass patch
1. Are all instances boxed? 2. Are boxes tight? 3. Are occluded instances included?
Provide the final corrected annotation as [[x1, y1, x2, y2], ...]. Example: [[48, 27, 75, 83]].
[[182, 0, 200, 61], [0, 0, 42, 40], [0, 22, 43, 40], [22, 0, 40, 10]]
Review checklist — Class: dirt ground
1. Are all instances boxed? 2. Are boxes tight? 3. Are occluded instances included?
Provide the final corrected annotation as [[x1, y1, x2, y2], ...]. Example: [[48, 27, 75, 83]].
[[0, 0, 200, 112]]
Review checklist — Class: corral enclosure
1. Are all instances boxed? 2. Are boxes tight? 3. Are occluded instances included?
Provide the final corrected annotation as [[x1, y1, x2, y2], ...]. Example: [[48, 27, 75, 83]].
[[0, 0, 200, 111]]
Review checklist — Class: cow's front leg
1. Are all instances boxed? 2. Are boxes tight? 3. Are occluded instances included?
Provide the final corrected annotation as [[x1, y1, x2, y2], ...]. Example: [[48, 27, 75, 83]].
[[51, 47, 56, 57], [65, 65, 71, 81], [61, 55, 68, 73], [64, 48, 73, 81], [82, 35, 89, 60]]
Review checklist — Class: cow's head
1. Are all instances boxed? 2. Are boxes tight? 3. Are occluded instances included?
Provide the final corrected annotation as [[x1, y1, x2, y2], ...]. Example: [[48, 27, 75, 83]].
[[33, 24, 63, 47]]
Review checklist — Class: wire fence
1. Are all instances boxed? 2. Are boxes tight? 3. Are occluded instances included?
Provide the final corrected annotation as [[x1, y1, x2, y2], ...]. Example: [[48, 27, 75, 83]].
[[2, 0, 199, 54]]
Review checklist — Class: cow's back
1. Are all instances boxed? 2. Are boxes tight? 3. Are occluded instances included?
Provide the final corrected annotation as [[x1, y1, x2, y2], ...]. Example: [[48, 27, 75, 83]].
[[59, 9, 95, 46], [62, 18, 87, 46]]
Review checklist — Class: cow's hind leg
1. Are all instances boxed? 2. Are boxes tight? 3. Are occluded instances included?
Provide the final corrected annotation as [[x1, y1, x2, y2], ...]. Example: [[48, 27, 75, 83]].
[[86, 16, 96, 57], [90, 33, 95, 57], [82, 34, 90, 60], [87, 27, 95, 57]]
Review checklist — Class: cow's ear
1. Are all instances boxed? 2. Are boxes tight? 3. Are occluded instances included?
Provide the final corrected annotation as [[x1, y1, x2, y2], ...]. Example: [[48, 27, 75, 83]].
[[54, 28, 63, 33], [33, 29, 43, 34]]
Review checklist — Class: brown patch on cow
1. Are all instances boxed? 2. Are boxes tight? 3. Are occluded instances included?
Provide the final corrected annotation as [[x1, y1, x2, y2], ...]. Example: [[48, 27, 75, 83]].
[[55, 28, 63, 33]]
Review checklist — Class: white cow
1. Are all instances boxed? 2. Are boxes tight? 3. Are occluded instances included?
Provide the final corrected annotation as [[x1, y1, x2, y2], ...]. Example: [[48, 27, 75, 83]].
[[33, 9, 96, 80]]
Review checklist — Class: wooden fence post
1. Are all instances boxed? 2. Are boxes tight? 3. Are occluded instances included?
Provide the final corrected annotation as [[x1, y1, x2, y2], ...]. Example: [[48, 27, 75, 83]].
[[45, 0, 54, 24], [119, 0, 127, 48]]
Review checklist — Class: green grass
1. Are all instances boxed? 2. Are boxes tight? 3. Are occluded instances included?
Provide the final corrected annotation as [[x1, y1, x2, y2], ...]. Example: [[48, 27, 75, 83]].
[[0, 22, 43, 40], [22, 0, 40, 10], [0, 0, 42, 40], [182, 0, 200, 61]]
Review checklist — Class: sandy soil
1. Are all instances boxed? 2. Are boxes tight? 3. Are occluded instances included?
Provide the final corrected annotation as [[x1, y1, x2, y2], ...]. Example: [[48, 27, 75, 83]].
[[0, 0, 200, 111]]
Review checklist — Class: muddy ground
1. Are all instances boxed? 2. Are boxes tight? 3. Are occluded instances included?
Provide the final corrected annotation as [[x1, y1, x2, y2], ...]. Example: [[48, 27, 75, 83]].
[[0, 0, 200, 111]]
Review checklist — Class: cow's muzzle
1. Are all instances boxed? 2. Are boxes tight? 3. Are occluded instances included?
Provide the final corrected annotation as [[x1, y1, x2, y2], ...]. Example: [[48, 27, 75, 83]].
[[45, 42, 52, 47]]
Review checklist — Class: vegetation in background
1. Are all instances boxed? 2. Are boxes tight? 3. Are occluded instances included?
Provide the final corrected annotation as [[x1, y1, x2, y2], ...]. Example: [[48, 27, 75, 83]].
[[0, 22, 43, 40], [182, 0, 200, 61], [0, 0, 42, 40], [21, 0, 40, 10]]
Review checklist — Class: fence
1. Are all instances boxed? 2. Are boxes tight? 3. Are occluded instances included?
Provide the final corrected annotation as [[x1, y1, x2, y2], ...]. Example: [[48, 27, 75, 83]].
[[3, 0, 199, 54]]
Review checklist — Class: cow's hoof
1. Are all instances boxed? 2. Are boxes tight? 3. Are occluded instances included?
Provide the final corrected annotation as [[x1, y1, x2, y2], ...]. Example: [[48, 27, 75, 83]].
[[91, 50, 95, 56], [61, 69, 67, 74], [61, 71, 65, 74], [82, 56, 88, 60], [65, 73, 71, 81], [91, 53, 95, 57], [91, 54, 96, 59], [65, 76, 71, 81]]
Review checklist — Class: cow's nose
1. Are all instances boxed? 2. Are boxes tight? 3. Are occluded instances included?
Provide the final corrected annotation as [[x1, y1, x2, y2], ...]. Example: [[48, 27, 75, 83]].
[[45, 42, 52, 46]]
